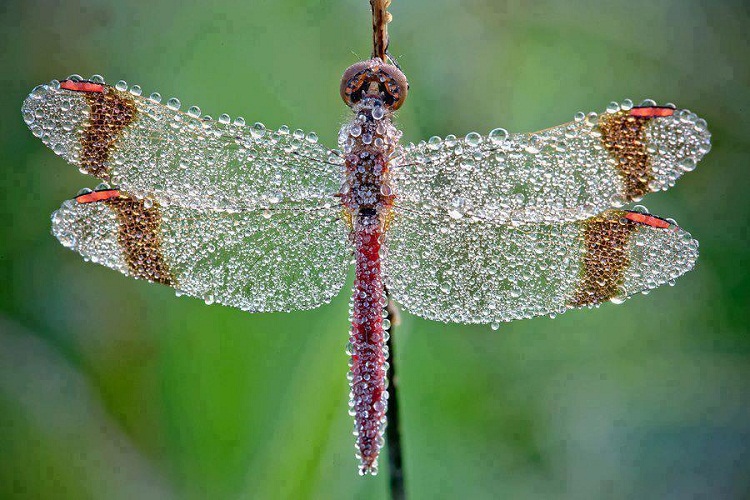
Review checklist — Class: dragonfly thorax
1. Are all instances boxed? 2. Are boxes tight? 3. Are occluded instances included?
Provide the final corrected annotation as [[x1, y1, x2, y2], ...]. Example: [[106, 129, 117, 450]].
[[339, 98, 401, 216]]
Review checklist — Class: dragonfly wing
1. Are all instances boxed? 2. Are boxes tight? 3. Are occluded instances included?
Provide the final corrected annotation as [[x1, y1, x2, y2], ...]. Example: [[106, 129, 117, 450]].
[[383, 209, 698, 324], [394, 102, 710, 223], [23, 80, 342, 211], [52, 190, 350, 312]]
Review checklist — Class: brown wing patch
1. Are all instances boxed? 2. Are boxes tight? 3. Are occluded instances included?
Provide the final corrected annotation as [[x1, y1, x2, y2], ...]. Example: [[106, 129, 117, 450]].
[[599, 110, 655, 201], [571, 211, 636, 307], [630, 106, 675, 118], [75, 189, 122, 204], [61, 80, 105, 93], [104, 196, 175, 286], [79, 87, 137, 178]]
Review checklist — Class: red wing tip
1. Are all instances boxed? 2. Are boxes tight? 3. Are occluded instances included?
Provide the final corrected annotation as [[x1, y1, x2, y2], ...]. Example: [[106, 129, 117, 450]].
[[630, 106, 675, 117], [624, 211, 672, 229], [76, 189, 122, 204], [60, 80, 105, 93]]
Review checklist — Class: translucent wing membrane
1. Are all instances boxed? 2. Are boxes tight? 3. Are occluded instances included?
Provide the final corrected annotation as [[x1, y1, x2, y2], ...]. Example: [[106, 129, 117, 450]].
[[393, 101, 710, 224], [23, 79, 342, 211], [52, 190, 350, 312], [383, 209, 698, 324]]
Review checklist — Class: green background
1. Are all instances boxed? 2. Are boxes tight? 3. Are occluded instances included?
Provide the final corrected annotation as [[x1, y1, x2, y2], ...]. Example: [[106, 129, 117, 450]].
[[1, 0, 749, 498]]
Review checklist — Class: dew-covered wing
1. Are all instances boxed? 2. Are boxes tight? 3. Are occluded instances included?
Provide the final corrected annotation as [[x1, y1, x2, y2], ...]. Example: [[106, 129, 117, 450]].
[[383, 209, 698, 324], [23, 79, 342, 211], [52, 190, 350, 312], [393, 101, 710, 224]]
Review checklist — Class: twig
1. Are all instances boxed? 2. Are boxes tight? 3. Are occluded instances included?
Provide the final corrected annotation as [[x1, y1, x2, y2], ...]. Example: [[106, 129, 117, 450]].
[[370, 0, 392, 62], [373, 2, 403, 496], [385, 295, 405, 500]]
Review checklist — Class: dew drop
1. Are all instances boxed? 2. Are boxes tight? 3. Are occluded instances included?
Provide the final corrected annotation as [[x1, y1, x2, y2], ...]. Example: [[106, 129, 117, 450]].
[[166, 97, 181, 110], [447, 209, 462, 219], [30, 85, 47, 99], [584, 112, 598, 127], [251, 122, 266, 138], [679, 157, 696, 172], [464, 132, 481, 147], [610, 289, 627, 304], [488, 127, 508, 145], [268, 192, 282, 204]]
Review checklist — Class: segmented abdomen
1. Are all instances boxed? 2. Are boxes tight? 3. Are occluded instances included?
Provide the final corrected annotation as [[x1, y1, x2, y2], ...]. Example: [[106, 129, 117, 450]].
[[349, 213, 388, 475]]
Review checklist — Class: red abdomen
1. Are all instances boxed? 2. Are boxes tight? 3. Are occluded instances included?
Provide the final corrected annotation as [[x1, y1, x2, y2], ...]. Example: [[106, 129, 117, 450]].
[[349, 213, 388, 475]]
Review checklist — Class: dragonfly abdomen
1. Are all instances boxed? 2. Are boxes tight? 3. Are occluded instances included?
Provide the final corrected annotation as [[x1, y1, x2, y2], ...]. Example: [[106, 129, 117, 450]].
[[349, 212, 388, 475]]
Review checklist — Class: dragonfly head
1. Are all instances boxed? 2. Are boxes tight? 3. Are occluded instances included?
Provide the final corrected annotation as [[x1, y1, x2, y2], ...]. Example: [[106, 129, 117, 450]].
[[340, 59, 408, 111]]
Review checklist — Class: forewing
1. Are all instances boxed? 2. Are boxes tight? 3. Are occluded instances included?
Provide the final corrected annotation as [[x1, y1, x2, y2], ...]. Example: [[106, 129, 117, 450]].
[[52, 191, 350, 312], [393, 102, 710, 223], [383, 209, 698, 324], [23, 79, 342, 211]]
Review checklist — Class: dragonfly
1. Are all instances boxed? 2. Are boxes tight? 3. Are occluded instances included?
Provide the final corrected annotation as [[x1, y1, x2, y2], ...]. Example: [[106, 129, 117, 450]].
[[21, 12, 709, 478]]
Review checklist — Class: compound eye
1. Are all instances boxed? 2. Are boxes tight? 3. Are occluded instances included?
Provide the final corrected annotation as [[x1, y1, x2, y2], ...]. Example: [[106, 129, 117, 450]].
[[340, 61, 371, 108], [340, 59, 408, 110], [378, 63, 408, 110]]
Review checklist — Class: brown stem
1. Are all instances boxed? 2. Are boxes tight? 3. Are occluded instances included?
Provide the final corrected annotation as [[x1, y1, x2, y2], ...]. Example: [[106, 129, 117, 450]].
[[385, 294, 406, 499], [370, 0, 392, 62]]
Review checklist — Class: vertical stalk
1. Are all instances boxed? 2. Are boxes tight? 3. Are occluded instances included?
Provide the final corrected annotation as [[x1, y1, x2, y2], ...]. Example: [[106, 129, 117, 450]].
[[385, 296, 405, 500], [370, 0, 391, 62]]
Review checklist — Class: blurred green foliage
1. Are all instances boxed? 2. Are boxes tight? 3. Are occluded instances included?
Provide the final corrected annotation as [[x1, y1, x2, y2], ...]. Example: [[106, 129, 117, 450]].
[[1, 0, 749, 498]]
